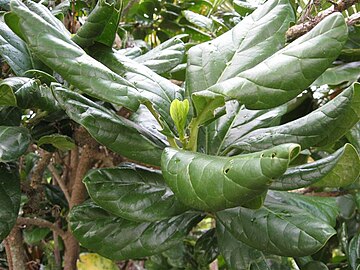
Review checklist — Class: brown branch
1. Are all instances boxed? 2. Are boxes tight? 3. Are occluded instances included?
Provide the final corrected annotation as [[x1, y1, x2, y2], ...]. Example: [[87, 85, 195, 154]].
[[31, 151, 52, 189], [48, 164, 71, 204], [16, 217, 67, 240], [286, 0, 360, 41], [4, 226, 26, 270], [347, 12, 360, 25]]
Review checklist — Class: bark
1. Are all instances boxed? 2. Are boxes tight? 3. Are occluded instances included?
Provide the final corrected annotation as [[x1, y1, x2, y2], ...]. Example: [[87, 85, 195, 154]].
[[4, 226, 26, 270]]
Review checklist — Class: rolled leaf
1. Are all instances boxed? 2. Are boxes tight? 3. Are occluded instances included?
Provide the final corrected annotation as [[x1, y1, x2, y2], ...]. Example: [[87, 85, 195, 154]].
[[134, 35, 186, 74], [195, 12, 348, 109], [231, 83, 360, 152], [9, 0, 140, 111], [0, 126, 31, 162], [71, 0, 122, 48], [161, 143, 300, 212], [0, 163, 21, 241], [69, 201, 202, 260], [90, 44, 183, 135], [53, 86, 165, 166], [84, 163, 189, 222], [0, 12, 33, 76], [216, 201, 336, 257], [271, 144, 360, 190], [186, 0, 295, 94]]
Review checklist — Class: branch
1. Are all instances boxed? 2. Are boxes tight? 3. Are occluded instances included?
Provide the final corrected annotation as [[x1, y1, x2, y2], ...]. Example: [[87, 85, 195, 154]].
[[17, 217, 67, 240], [48, 164, 71, 204], [31, 151, 52, 189], [286, 0, 360, 41]]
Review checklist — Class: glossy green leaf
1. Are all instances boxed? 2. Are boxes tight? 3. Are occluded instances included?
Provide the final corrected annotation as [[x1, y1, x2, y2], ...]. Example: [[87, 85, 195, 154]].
[[0, 12, 33, 76], [161, 143, 300, 212], [134, 35, 186, 74], [23, 227, 51, 245], [37, 134, 75, 151], [83, 164, 189, 222], [347, 121, 360, 153], [233, 0, 257, 16], [24, 69, 57, 86], [0, 77, 18, 106], [349, 232, 360, 270], [0, 126, 31, 162], [194, 229, 219, 266], [216, 200, 336, 257], [9, 0, 140, 111], [44, 184, 68, 209], [187, 0, 295, 94], [199, 96, 304, 155], [72, 0, 121, 48], [53, 86, 165, 166], [0, 163, 21, 241], [303, 261, 328, 270], [90, 43, 184, 135], [195, 12, 347, 109], [0, 106, 21, 126], [216, 221, 270, 270], [267, 191, 339, 227], [271, 144, 360, 190], [231, 83, 360, 152], [69, 201, 202, 260], [312, 61, 360, 86]]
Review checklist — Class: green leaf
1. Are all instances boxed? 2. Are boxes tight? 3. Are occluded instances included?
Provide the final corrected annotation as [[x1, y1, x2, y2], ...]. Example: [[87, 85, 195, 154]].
[[53, 86, 165, 166], [216, 200, 336, 257], [89, 43, 184, 136], [303, 261, 329, 270], [134, 35, 186, 74], [23, 227, 51, 245], [170, 99, 189, 139], [83, 164, 189, 222], [194, 229, 219, 266], [231, 83, 360, 152], [216, 221, 270, 270], [349, 232, 360, 270], [271, 144, 360, 190], [9, 0, 140, 111], [37, 134, 75, 151], [267, 191, 339, 227], [69, 201, 202, 260], [186, 0, 295, 94], [161, 143, 300, 212], [233, 0, 258, 16], [182, 10, 214, 32], [199, 96, 304, 155], [77, 253, 119, 270], [195, 12, 347, 109], [0, 163, 21, 241], [0, 77, 18, 106], [312, 61, 360, 87], [347, 121, 360, 153], [0, 126, 31, 162], [0, 12, 33, 76], [44, 184, 68, 209], [24, 69, 57, 86], [0, 106, 21, 126], [72, 0, 122, 48]]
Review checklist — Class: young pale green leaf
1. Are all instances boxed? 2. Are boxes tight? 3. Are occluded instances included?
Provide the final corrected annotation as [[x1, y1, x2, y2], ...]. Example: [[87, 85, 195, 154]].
[[271, 144, 360, 190], [90, 44, 184, 136], [186, 0, 295, 94], [0, 126, 31, 162], [9, 0, 140, 111], [267, 191, 339, 227], [53, 86, 165, 166], [231, 83, 360, 152], [216, 222, 270, 270], [37, 134, 75, 151], [196, 12, 348, 109], [69, 201, 202, 260], [0, 163, 20, 241], [134, 35, 186, 74], [0, 77, 21, 106], [0, 12, 33, 76], [216, 201, 336, 257], [77, 253, 119, 270], [83, 164, 189, 222], [170, 99, 189, 139], [312, 61, 360, 87], [161, 143, 300, 212], [71, 0, 121, 48]]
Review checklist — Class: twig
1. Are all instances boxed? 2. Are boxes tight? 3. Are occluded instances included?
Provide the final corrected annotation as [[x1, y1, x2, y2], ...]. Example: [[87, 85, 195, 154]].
[[48, 164, 71, 204], [31, 151, 52, 189], [122, 0, 139, 17], [286, 0, 360, 41], [16, 217, 67, 240], [347, 12, 360, 25]]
